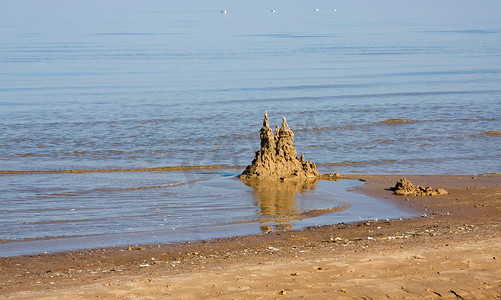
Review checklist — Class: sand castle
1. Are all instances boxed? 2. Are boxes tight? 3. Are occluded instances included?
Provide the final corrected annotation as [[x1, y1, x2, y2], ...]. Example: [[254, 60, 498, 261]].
[[241, 112, 320, 180]]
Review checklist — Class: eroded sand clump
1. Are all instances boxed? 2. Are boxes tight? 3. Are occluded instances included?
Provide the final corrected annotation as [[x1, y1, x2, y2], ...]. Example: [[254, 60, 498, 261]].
[[241, 112, 320, 180], [390, 178, 448, 196]]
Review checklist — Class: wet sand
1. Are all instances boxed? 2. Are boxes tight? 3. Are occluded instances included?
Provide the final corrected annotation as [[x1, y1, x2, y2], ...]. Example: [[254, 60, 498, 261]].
[[1, 174, 500, 299]]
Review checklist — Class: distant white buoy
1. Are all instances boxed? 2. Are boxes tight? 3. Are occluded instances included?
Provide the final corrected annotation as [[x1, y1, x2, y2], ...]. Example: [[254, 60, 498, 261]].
[[271, 9, 276, 13], [314, 8, 319, 12], [220, 9, 227, 15]]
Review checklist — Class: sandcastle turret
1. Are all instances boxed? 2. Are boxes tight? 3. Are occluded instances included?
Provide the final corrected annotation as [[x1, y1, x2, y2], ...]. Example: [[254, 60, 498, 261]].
[[260, 112, 275, 151]]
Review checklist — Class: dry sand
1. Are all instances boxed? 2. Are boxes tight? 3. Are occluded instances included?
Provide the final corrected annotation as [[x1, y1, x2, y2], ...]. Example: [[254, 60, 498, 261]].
[[1, 174, 500, 299]]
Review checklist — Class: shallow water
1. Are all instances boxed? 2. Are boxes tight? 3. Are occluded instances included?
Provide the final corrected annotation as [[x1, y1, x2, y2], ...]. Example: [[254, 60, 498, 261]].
[[0, 173, 415, 256], [1, 0, 500, 174], [0, 0, 500, 253]]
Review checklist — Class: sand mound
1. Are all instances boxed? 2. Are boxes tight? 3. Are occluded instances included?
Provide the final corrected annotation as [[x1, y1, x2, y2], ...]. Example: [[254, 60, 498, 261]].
[[241, 112, 320, 180], [390, 178, 448, 196]]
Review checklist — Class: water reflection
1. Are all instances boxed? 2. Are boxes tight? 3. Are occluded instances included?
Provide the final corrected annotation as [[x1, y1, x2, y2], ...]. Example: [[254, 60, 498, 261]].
[[242, 178, 347, 232]]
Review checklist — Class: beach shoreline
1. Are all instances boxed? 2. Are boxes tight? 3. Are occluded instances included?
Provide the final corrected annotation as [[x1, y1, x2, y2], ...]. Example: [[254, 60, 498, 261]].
[[1, 173, 500, 299]]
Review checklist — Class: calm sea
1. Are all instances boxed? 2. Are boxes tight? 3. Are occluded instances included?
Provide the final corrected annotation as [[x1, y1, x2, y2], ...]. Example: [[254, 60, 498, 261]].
[[1, 0, 500, 255]]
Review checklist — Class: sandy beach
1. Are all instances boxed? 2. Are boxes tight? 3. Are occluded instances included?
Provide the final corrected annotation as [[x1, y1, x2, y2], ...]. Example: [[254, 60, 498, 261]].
[[1, 174, 500, 299], [2, 1, 500, 299]]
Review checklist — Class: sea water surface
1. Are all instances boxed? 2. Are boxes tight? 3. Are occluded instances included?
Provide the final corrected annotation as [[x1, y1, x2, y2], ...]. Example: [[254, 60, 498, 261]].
[[1, 0, 500, 255]]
